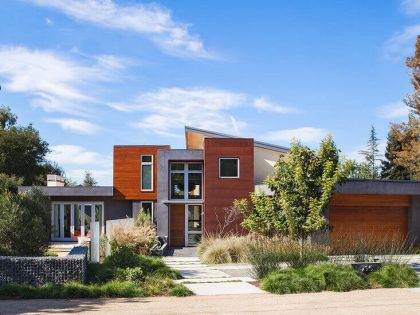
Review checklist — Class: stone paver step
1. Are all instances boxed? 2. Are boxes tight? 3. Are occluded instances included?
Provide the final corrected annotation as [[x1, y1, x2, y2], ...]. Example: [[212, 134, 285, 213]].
[[183, 282, 265, 296], [175, 276, 256, 284]]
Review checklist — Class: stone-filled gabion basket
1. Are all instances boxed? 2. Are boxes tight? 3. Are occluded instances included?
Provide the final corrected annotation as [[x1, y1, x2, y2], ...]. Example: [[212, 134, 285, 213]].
[[0, 246, 88, 286]]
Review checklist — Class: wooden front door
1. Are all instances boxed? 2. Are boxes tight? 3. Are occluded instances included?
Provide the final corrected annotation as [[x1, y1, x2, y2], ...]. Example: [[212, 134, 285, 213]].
[[170, 204, 185, 247]]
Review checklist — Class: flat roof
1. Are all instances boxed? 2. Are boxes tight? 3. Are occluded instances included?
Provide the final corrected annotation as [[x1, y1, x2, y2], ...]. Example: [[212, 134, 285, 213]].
[[336, 179, 420, 195], [18, 186, 114, 197], [185, 126, 289, 153]]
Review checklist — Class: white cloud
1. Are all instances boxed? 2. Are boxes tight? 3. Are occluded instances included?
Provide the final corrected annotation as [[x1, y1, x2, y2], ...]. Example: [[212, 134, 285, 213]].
[[264, 127, 328, 144], [0, 46, 127, 115], [46, 118, 102, 134], [47, 145, 101, 165], [66, 168, 113, 186], [378, 101, 409, 119], [45, 17, 53, 25], [27, 0, 215, 59], [344, 142, 386, 163], [111, 87, 247, 136], [385, 24, 420, 61], [253, 97, 295, 113], [402, 0, 420, 14]]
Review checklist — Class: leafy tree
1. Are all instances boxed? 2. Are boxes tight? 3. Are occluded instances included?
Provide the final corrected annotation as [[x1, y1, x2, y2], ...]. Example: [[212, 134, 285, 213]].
[[0, 173, 23, 194], [0, 187, 51, 256], [359, 125, 381, 179], [236, 136, 349, 255], [381, 127, 411, 180], [0, 105, 62, 185], [389, 35, 420, 179], [83, 171, 97, 187]]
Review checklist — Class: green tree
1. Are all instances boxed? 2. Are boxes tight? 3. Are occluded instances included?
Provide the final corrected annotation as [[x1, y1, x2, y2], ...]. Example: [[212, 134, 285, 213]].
[[83, 171, 97, 187], [0, 105, 62, 185], [359, 125, 381, 179], [236, 136, 349, 254], [381, 127, 411, 180]]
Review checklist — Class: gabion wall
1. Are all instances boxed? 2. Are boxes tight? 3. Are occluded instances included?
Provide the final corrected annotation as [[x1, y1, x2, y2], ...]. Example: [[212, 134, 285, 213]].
[[0, 246, 88, 286]]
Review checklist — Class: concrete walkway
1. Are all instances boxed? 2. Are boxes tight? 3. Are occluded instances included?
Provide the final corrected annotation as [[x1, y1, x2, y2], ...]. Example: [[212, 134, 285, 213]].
[[162, 256, 264, 295], [2, 289, 420, 314]]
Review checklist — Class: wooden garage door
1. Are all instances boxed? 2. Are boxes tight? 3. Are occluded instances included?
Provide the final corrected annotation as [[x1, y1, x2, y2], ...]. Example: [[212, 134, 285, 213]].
[[170, 204, 185, 247], [329, 194, 409, 241]]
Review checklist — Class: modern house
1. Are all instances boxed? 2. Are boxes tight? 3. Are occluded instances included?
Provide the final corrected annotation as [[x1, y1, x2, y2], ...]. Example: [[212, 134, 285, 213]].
[[19, 126, 420, 246]]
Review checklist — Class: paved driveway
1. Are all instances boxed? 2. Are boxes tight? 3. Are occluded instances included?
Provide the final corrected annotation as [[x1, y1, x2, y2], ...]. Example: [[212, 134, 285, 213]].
[[1, 289, 420, 314]]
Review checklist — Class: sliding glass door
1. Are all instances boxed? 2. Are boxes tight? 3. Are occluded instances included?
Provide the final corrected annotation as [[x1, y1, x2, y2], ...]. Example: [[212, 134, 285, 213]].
[[51, 202, 104, 241]]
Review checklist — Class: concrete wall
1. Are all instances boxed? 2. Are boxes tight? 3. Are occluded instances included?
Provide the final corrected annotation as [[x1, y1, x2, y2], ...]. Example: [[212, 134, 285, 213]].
[[254, 146, 283, 185], [156, 149, 204, 236]]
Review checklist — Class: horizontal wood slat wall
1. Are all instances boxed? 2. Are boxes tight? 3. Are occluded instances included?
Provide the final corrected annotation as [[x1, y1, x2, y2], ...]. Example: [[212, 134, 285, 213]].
[[113, 145, 170, 200], [330, 193, 410, 207], [170, 204, 185, 247]]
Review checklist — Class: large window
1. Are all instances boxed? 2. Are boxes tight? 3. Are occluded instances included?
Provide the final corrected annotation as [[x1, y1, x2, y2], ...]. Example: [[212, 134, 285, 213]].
[[187, 205, 202, 246], [219, 158, 240, 178], [51, 202, 104, 241], [141, 155, 153, 191], [170, 162, 202, 200]]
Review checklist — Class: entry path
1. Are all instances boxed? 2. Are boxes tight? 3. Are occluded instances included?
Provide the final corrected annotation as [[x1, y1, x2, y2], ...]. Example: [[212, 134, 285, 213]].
[[162, 257, 265, 295]]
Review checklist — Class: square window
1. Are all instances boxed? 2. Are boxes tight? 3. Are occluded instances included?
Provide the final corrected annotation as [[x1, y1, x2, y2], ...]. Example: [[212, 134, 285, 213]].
[[219, 158, 239, 178]]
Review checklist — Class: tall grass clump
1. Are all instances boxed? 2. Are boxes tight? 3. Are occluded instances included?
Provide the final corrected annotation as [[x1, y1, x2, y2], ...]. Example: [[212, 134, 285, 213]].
[[198, 235, 252, 264], [247, 239, 328, 278], [368, 263, 419, 288], [329, 233, 416, 263]]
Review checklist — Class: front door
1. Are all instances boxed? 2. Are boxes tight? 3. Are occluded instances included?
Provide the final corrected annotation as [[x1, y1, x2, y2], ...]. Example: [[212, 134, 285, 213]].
[[170, 204, 185, 247]]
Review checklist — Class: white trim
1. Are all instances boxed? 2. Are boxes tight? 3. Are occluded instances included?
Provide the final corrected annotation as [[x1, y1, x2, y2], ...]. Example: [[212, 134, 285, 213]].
[[141, 154, 154, 192], [219, 157, 240, 178], [51, 201, 104, 242]]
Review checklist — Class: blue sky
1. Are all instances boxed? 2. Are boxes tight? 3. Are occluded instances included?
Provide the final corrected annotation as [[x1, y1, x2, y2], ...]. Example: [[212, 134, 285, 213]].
[[0, 0, 419, 185]]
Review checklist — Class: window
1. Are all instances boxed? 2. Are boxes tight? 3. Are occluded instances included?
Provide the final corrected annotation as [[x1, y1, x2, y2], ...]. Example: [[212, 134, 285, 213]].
[[141, 155, 153, 191], [187, 205, 202, 246], [219, 158, 240, 178], [170, 162, 203, 200], [141, 201, 154, 224]]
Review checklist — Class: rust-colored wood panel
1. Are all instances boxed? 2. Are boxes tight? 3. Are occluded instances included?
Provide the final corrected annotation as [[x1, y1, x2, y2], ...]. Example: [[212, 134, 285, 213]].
[[186, 131, 206, 149], [113, 145, 170, 200], [329, 205, 408, 241], [204, 138, 254, 236], [170, 204, 185, 247], [330, 193, 410, 207]]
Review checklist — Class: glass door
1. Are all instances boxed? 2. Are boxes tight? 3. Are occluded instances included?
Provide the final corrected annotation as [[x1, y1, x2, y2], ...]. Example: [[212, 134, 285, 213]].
[[186, 205, 202, 246]]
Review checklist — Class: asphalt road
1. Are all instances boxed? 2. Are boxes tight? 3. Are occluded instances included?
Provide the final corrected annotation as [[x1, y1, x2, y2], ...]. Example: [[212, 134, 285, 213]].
[[1, 288, 420, 315]]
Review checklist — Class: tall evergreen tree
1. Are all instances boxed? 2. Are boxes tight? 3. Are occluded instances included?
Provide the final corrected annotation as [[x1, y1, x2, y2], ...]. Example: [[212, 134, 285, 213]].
[[83, 171, 97, 187], [359, 125, 381, 179], [381, 127, 411, 179]]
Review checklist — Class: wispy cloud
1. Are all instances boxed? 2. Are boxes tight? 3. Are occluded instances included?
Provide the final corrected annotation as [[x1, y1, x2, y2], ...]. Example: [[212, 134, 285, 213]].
[[45, 17, 53, 25], [263, 127, 328, 144], [385, 24, 420, 61], [46, 118, 102, 134], [47, 144, 112, 185], [402, 0, 420, 14], [253, 97, 295, 113], [111, 87, 247, 136], [378, 101, 409, 119], [27, 0, 216, 59], [0, 45, 127, 115]]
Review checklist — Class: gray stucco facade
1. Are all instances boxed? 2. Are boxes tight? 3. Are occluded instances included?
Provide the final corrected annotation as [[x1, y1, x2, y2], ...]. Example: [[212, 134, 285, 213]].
[[156, 149, 204, 236]]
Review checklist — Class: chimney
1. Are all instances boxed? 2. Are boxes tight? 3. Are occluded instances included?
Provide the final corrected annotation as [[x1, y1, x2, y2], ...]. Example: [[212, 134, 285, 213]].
[[47, 174, 65, 187]]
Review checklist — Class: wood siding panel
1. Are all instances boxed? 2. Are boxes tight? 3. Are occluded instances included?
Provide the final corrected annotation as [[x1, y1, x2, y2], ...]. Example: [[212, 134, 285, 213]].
[[170, 204, 185, 247], [113, 146, 170, 200], [204, 138, 254, 235], [331, 193, 410, 207]]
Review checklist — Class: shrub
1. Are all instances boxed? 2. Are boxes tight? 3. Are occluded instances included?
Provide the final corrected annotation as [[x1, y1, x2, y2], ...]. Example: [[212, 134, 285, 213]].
[[169, 284, 194, 297], [110, 220, 156, 255], [100, 280, 145, 297], [262, 268, 323, 294], [137, 255, 180, 279], [198, 235, 251, 264], [0, 188, 50, 256], [143, 276, 176, 296], [304, 263, 367, 292], [87, 263, 116, 284], [104, 245, 141, 268], [116, 267, 144, 283], [368, 264, 419, 288], [247, 239, 328, 278]]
